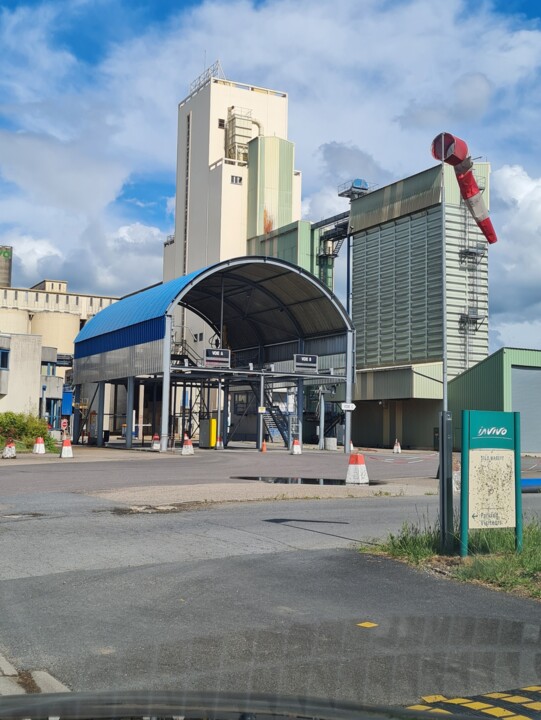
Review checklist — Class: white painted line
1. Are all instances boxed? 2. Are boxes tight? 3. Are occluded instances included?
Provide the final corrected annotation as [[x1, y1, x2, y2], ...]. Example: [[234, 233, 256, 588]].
[[0, 676, 25, 695], [0, 653, 17, 677], [30, 670, 70, 694]]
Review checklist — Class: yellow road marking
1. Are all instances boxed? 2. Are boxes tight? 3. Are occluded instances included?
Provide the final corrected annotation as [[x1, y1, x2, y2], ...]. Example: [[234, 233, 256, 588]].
[[524, 703, 541, 711], [522, 688, 541, 692], [407, 706, 451, 714], [508, 716, 536, 720], [407, 705, 432, 711], [479, 708, 515, 717], [422, 696, 448, 703], [463, 702, 493, 710], [485, 694, 511, 699], [505, 697, 535, 704], [444, 698, 474, 705], [356, 621, 378, 628], [428, 710, 451, 715]]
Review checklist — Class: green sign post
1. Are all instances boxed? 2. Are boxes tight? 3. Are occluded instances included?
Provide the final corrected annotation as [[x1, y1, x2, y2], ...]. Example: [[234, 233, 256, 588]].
[[460, 410, 522, 557]]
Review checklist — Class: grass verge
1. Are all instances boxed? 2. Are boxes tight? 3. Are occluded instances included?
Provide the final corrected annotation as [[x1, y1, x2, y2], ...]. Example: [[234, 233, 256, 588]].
[[361, 516, 541, 600]]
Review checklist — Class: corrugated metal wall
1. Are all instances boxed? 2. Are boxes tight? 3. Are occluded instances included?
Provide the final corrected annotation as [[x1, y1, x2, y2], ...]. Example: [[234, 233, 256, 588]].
[[448, 349, 504, 413], [511, 366, 541, 452], [449, 348, 541, 449], [73, 340, 164, 384], [353, 205, 443, 368], [349, 166, 441, 233], [352, 163, 489, 380]]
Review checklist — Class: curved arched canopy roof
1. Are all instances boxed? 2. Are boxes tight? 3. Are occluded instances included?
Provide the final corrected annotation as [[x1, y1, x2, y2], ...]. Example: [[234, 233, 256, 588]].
[[74, 257, 352, 361]]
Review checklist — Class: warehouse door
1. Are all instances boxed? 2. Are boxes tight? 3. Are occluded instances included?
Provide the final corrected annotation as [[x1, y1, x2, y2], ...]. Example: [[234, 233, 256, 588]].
[[511, 366, 541, 452]]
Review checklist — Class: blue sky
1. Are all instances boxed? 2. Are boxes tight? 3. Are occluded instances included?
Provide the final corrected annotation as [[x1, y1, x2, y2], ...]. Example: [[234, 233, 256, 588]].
[[1, 0, 541, 349]]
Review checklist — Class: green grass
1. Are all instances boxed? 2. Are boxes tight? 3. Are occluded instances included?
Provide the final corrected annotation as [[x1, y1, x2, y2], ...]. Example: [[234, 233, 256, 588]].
[[362, 516, 541, 600]]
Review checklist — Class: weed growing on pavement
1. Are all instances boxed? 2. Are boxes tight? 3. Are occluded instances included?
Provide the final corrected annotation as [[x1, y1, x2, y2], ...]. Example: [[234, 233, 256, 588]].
[[457, 519, 541, 599], [361, 515, 541, 599]]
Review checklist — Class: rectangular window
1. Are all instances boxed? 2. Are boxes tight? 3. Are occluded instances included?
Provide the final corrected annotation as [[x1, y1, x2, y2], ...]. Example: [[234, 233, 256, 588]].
[[76, 296, 79, 306], [218, 118, 225, 129], [90, 297, 93, 307], [36, 293, 39, 301], [231, 175, 242, 185], [0, 349, 9, 370], [14, 291, 18, 300], [56, 294, 59, 303], [45, 294, 49, 302], [66, 295, 69, 304]]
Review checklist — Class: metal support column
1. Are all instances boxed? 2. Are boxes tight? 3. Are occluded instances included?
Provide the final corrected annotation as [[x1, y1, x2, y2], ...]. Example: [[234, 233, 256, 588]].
[[344, 328, 354, 453], [160, 314, 172, 452], [439, 410, 454, 553], [96, 381, 105, 447], [126, 376, 134, 450], [216, 378, 223, 449], [297, 378, 304, 449], [138, 382, 145, 442], [222, 380, 229, 447], [258, 373, 265, 451], [72, 385, 81, 444], [318, 390, 325, 450]]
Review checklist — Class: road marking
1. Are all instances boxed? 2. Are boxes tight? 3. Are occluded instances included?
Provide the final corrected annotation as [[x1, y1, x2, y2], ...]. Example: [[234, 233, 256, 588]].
[[0, 677, 26, 696], [0, 653, 17, 677], [31, 671, 70, 693], [356, 621, 378, 628], [409, 687, 541, 720], [0, 652, 70, 695]]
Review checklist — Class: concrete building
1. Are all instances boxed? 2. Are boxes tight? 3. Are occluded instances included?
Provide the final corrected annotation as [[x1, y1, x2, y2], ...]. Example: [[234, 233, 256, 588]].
[[0, 333, 63, 420], [348, 162, 491, 449], [164, 62, 301, 281], [0, 259, 118, 425], [163, 63, 302, 358], [0, 277, 117, 369]]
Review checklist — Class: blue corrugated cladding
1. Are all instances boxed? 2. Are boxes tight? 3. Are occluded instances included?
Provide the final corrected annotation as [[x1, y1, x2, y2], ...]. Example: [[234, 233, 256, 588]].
[[74, 317, 165, 359], [75, 267, 203, 345]]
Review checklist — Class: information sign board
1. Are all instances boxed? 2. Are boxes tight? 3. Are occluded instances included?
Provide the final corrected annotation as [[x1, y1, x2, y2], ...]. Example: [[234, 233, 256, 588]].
[[461, 410, 522, 556], [204, 348, 231, 369], [294, 354, 318, 373]]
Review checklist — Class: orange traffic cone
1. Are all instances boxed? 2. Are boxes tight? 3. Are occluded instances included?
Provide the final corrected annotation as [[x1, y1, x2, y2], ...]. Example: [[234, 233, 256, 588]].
[[2, 437, 16, 459], [33, 437, 46, 454], [215, 436, 224, 450], [60, 436, 73, 459], [290, 437, 302, 455], [393, 438, 402, 454], [181, 432, 194, 456], [151, 434, 160, 451], [261, 439, 267, 453], [345, 453, 369, 485]]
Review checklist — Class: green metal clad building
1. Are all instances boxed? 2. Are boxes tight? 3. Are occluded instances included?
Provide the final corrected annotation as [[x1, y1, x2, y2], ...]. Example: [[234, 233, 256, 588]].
[[247, 217, 338, 289], [349, 162, 491, 449], [449, 347, 541, 452]]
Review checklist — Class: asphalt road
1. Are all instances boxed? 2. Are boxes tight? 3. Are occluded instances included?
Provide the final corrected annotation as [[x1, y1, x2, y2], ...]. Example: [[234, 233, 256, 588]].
[[0, 452, 540, 707]]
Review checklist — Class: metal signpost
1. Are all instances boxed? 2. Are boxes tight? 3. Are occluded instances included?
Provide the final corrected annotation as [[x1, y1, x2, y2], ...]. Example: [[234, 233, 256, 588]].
[[460, 410, 522, 557]]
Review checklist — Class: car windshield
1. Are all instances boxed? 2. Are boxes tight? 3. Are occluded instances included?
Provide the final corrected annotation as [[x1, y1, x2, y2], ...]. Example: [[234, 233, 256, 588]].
[[1, 1, 541, 719]]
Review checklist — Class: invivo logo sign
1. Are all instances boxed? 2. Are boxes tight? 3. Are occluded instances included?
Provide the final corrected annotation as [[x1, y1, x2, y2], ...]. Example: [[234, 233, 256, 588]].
[[476, 426, 508, 437]]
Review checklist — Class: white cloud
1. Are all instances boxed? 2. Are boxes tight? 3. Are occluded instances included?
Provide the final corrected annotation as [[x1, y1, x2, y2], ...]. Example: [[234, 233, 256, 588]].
[[489, 164, 541, 341], [166, 196, 175, 217]]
